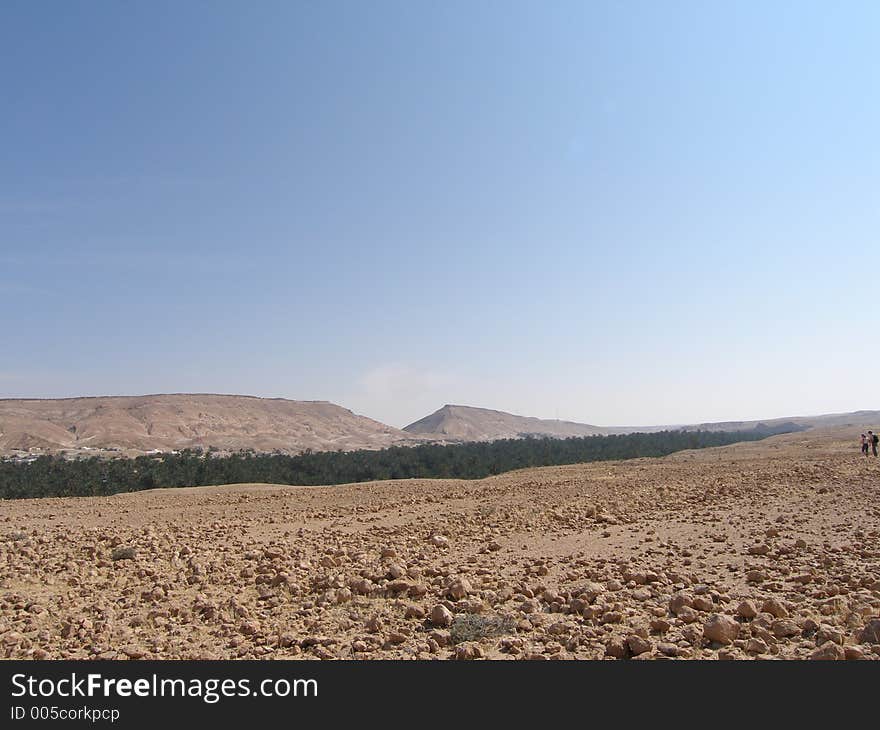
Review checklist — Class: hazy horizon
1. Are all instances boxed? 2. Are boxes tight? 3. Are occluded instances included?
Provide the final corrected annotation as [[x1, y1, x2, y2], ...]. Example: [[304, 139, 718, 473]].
[[3, 2, 878, 428]]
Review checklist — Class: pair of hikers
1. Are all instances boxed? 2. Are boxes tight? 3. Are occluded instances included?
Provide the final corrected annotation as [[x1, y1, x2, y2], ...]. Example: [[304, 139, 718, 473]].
[[862, 431, 879, 457]]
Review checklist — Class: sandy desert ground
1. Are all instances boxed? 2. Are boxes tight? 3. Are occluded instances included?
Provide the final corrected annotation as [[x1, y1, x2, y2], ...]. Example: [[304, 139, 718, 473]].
[[2, 428, 879, 660]]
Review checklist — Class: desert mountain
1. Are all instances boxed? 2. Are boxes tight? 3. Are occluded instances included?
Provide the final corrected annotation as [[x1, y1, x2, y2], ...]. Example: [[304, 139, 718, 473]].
[[3, 394, 878, 458], [403, 404, 608, 441], [404, 404, 880, 442], [0, 394, 424, 456]]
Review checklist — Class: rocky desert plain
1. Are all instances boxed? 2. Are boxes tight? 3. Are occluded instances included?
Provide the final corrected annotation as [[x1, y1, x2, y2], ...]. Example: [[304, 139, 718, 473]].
[[2, 426, 880, 661]]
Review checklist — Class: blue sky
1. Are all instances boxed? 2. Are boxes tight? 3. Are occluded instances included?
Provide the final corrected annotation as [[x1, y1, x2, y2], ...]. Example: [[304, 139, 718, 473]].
[[1, 1, 877, 427]]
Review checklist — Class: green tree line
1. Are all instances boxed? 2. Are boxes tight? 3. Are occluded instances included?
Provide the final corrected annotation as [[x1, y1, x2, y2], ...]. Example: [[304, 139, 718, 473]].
[[0, 423, 802, 500]]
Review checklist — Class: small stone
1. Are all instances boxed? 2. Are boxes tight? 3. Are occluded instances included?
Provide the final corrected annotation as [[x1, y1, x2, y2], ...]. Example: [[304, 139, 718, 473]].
[[575, 582, 605, 602], [387, 632, 407, 645], [604, 636, 627, 658], [858, 618, 880, 644], [239, 620, 259, 636], [626, 635, 653, 656], [770, 619, 800, 638], [446, 577, 473, 601], [761, 599, 789, 618], [386, 580, 413, 594], [121, 645, 146, 659], [815, 625, 844, 646], [542, 588, 560, 603], [810, 641, 845, 660], [746, 638, 768, 654], [520, 598, 541, 614], [454, 643, 484, 660], [650, 618, 671, 633], [430, 605, 454, 627], [669, 592, 693, 614], [703, 614, 740, 645], [429, 630, 450, 647], [746, 570, 768, 583], [278, 632, 297, 648]]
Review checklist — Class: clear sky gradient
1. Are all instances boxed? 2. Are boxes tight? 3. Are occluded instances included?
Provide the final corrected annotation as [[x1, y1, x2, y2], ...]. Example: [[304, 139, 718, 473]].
[[2, 1, 877, 427]]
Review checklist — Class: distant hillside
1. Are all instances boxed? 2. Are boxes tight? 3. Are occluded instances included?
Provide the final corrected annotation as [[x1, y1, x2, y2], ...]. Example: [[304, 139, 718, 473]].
[[404, 404, 880, 442], [686, 410, 880, 432], [3, 394, 876, 458], [403, 404, 607, 441], [0, 394, 424, 456]]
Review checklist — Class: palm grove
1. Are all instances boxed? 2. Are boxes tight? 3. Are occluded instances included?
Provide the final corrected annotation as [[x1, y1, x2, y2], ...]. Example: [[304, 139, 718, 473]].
[[0, 424, 802, 500]]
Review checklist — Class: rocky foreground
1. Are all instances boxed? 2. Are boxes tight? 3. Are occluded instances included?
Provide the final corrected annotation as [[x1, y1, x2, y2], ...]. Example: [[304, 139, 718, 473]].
[[1, 428, 879, 660]]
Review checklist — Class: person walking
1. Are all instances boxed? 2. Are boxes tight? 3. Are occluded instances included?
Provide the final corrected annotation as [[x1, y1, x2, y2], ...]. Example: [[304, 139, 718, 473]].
[[870, 430, 879, 457], [862, 433, 869, 456]]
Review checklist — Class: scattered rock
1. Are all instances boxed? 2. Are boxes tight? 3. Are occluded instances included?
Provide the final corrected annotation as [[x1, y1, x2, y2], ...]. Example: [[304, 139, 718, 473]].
[[626, 635, 653, 656], [746, 638, 768, 654], [446, 577, 473, 601], [761, 599, 789, 619], [430, 605, 454, 628], [844, 646, 866, 660], [858, 619, 880, 645], [810, 641, 845, 660], [770, 619, 800, 639], [703, 614, 740, 645], [605, 636, 627, 659]]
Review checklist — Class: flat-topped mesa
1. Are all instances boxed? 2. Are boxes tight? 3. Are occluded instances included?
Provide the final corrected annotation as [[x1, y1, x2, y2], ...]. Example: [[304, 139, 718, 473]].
[[0, 394, 419, 456]]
